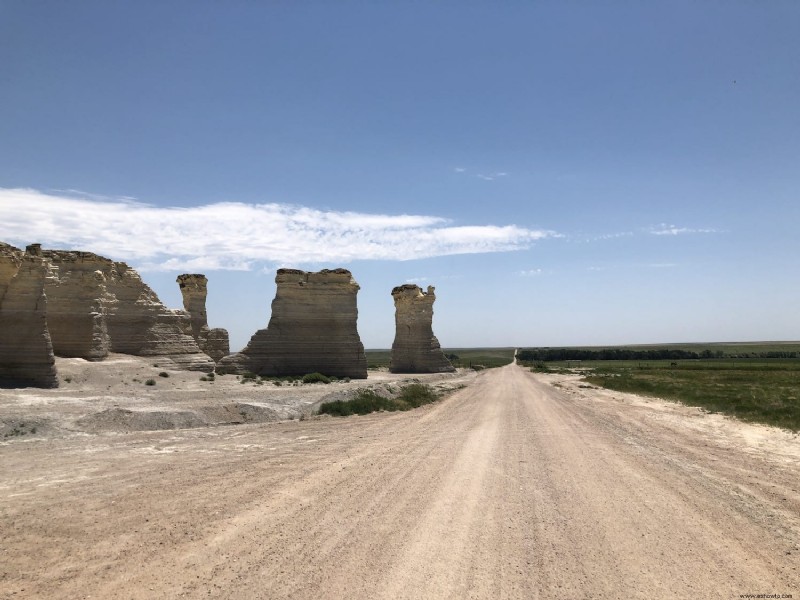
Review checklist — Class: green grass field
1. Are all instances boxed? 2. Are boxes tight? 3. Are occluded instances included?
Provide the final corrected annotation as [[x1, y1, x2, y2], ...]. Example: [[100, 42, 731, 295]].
[[581, 363, 800, 431], [522, 341, 800, 431], [364, 347, 515, 370], [520, 341, 800, 359]]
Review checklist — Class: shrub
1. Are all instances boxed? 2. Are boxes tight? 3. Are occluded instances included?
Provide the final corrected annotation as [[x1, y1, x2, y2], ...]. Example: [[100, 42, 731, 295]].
[[158, 371, 169, 378], [318, 383, 439, 416], [242, 371, 258, 380], [145, 379, 156, 386], [319, 390, 396, 416], [302, 372, 331, 384], [200, 376, 208, 382], [398, 383, 439, 407]]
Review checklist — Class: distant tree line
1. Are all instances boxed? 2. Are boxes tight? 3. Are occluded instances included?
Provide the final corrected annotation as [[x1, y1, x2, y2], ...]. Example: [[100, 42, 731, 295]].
[[517, 348, 799, 362], [517, 348, 708, 362]]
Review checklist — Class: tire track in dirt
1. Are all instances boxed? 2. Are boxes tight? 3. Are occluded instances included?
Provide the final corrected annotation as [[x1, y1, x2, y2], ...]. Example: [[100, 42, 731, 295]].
[[1, 364, 799, 599]]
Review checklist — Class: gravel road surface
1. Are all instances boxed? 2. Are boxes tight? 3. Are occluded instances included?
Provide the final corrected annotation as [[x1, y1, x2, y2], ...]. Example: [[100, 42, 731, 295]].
[[2, 363, 799, 599]]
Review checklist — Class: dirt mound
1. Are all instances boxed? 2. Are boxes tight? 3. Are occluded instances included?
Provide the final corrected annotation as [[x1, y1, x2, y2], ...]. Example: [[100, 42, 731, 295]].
[[1, 417, 51, 439], [77, 408, 206, 432], [75, 403, 280, 433]]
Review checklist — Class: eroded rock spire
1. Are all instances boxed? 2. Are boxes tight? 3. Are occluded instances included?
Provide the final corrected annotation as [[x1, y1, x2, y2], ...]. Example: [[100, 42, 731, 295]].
[[177, 274, 230, 363], [218, 268, 367, 378], [389, 284, 454, 374]]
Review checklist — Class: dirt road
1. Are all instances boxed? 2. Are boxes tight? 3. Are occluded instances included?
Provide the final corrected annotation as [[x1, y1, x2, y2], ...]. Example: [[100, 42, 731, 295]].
[[2, 363, 799, 599]]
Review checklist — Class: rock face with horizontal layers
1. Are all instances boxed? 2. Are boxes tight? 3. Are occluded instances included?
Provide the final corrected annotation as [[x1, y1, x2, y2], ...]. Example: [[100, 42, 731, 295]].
[[0, 245, 59, 388], [389, 284, 455, 374], [38, 248, 215, 370], [101, 262, 215, 371], [0, 242, 24, 304], [218, 268, 367, 378], [176, 274, 230, 363], [1, 241, 218, 371], [36, 247, 111, 361]]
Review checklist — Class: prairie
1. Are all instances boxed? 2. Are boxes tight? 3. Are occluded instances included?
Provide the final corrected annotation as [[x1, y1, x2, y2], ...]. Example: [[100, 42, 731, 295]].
[[518, 342, 800, 431]]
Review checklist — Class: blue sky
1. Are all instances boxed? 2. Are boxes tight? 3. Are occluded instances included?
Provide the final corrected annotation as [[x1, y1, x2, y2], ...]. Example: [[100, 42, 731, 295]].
[[1, 1, 798, 350]]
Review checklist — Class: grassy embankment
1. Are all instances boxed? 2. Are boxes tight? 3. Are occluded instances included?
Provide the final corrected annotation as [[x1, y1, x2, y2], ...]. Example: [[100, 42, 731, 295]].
[[318, 383, 440, 417], [519, 342, 800, 431]]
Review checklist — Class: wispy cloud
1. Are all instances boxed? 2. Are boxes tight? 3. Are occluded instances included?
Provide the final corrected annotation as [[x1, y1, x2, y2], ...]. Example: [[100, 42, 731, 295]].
[[453, 167, 509, 181], [648, 223, 719, 236], [518, 268, 543, 276], [593, 231, 634, 241], [0, 188, 558, 271], [588, 262, 678, 272], [477, 172, 509, 181]]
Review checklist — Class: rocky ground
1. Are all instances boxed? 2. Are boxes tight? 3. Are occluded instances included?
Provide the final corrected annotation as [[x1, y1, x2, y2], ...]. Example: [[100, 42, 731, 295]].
[[0, 354, 474, 439]]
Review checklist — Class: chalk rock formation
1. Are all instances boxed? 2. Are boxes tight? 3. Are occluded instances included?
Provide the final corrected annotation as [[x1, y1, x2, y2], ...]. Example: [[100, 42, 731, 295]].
[[0, 245, 59, 388], [218, 268, 367, 378], [0, 242, 23, 304], [102, 263, 215, 371], [389, 284, 455, 374], [34, 249, 214, 370], [37, 247, 111, 361], [176, 274, 230, 363], [0, 241, 217, 374]]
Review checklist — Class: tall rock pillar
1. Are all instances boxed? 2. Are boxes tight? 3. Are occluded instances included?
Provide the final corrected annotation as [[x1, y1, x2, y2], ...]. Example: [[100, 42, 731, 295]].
[[0, 247, 59, 388], [218, 268, 367, 378], [176, 274, 230, 363], [389, 284, 455, 374]]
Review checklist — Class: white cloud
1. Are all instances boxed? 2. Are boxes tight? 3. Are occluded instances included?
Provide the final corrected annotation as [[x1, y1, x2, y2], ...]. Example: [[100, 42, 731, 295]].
[[518, 268, 542, 276], [477, 171, 509, 181], [455, 168, 508, 181], [593, 231, 634, 241], [649, 223, 719, 236], [0, 188, 557, 271]]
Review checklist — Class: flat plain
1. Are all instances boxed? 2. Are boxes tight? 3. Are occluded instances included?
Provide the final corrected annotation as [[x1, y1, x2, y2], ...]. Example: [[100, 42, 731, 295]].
[[2, 360, 799, 599]]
